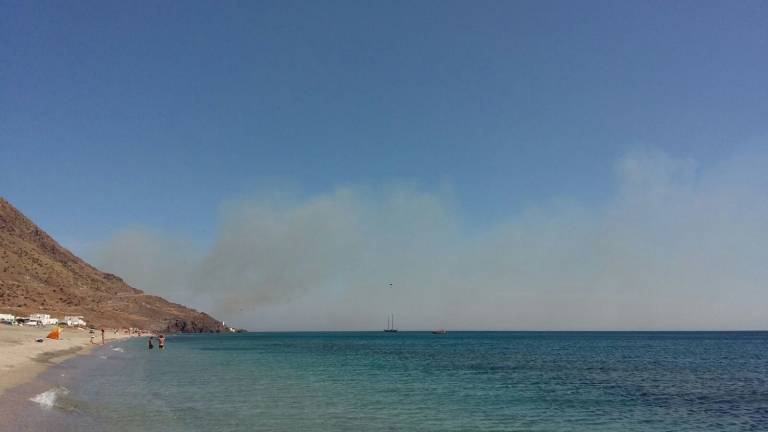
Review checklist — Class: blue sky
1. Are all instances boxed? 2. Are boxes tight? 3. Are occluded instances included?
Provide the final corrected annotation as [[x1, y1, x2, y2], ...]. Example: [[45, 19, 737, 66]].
[[3, 0, 766, 248], [2, 1, 768, 329]]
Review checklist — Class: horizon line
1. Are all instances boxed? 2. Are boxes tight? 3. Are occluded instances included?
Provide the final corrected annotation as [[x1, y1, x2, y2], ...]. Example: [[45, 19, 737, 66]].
[[216, 329, 768, 333]]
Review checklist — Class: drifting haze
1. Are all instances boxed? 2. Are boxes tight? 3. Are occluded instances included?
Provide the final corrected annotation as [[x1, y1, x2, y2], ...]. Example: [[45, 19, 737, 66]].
[[92, 150, 768, 330]]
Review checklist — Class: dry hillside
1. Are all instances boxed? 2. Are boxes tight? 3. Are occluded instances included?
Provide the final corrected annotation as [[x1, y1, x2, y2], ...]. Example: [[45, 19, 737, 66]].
[[0, 198, 225, 332]]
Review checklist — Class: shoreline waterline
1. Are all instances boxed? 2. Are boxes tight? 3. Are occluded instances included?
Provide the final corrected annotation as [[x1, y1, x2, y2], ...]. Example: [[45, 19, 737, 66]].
[[0, 326, 136, 396], [0, 326, 97, 397], [0, 336, 135, 431]]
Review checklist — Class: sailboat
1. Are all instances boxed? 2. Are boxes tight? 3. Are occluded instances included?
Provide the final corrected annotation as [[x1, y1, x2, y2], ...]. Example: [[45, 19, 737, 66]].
[[384, 313, 398, 332]]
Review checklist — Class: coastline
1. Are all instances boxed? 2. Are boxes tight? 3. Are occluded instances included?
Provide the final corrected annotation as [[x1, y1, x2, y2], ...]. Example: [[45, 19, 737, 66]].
[[0, 326, 130, 397]]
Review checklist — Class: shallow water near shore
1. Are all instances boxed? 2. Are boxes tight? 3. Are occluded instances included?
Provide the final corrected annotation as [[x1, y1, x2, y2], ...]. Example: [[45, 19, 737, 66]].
[[4, 332, 768, 431]]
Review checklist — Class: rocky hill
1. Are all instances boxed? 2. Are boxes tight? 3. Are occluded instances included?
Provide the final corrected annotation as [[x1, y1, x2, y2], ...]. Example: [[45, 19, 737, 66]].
[[0, 198, 226, 332]]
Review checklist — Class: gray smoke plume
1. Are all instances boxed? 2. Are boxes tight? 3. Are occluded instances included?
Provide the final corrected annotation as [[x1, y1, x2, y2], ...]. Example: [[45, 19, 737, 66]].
[[91, 149, 768, 330]]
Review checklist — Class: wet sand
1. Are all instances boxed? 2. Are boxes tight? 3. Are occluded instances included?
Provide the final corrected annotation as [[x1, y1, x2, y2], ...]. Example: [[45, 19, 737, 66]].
[[0, 325, 127, 397]]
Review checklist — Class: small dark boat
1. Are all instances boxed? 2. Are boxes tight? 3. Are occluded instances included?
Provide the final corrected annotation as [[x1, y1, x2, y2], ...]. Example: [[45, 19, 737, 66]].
[[431, 329, 447, 335]]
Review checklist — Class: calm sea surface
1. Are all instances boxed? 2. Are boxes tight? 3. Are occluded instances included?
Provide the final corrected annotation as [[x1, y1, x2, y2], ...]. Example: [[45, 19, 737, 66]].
[[9, 332, 768, 431]]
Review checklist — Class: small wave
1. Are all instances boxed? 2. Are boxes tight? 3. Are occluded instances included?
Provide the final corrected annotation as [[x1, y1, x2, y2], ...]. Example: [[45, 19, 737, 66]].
[[99, 355, 108, 359], [112, 347, 125, 352], [30, 386, 70, 409]]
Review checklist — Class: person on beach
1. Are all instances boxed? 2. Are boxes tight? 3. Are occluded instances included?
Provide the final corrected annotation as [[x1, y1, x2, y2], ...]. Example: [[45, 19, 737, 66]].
[[101, 328, 105, 345], [148, 336, 154, 350], [158, 334, 165, 350]]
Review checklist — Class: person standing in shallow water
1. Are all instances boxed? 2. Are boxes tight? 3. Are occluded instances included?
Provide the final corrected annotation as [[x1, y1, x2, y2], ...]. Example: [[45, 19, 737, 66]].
[[148, 336, 154, 350], [158, 335, 165, 350]]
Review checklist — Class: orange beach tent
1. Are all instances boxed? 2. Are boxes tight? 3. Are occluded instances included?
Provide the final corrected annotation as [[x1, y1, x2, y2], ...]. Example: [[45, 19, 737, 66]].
[[46, 326, 61, 340]]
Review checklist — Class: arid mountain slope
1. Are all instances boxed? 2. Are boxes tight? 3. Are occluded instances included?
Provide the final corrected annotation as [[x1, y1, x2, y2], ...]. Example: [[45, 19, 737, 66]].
[[0, 198, 225, 332]]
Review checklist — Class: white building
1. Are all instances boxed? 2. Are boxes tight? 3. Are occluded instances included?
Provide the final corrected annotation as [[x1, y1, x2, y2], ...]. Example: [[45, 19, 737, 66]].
[[0, 313, 15, 323], [28, 313, 59, 326], [64, 316, 87, 327]]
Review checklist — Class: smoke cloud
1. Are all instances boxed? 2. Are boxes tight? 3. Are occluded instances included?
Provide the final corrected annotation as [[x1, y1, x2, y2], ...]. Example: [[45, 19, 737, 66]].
[[91, 150, 768, 330]]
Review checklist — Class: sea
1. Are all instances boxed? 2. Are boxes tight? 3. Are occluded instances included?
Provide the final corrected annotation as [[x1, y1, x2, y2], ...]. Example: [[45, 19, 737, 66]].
[[3, 331, 768, 431]]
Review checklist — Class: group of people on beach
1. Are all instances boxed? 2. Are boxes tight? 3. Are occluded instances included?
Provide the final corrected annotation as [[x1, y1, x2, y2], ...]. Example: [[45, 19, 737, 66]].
[[86, 328, 165, 352], [89, 328, 105, 345], [147, 334, 165, 350]]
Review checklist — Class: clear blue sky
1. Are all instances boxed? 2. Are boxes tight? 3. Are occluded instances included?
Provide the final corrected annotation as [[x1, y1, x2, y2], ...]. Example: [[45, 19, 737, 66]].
[[2, 0, 767, 251]]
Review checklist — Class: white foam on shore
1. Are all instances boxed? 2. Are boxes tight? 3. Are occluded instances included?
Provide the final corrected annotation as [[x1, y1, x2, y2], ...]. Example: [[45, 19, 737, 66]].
[[111, 347, 124, 352], [29, 386, 70, 409]]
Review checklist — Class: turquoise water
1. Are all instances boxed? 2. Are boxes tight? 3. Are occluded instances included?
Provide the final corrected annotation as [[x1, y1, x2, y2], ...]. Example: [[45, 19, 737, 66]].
[[14, 332, 768, 431]]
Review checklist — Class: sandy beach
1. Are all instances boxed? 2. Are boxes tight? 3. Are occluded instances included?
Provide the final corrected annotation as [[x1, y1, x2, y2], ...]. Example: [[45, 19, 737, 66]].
[[0, 326, 127, 397]]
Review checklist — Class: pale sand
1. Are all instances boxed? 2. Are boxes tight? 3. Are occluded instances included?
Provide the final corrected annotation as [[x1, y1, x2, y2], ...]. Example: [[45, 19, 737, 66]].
[[0, 326, 129, 397]]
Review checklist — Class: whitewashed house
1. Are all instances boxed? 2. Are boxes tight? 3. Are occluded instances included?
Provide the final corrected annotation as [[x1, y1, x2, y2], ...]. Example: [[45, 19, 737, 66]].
[[29, 313, 59, 326], [0, 313, 15, 323], [64, 316, 87, 327]]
